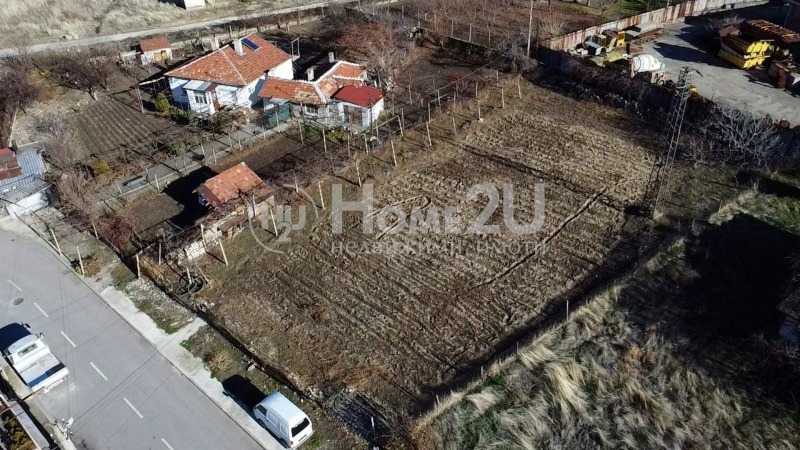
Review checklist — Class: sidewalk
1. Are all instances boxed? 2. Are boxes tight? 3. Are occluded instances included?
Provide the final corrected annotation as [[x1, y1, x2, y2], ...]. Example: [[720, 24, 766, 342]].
[[0, 217, 283, 450]]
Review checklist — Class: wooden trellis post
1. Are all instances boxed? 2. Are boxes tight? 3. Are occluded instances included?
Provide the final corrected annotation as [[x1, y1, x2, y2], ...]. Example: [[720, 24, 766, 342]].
[[76, 246, 85, 276], [318, 181, 325, 210], [426, 122, 433, 147], [219, 239, 228, 266], [391, 140, 397, 167], [356, 162, 362, 187], [501, 88, 505, 109]]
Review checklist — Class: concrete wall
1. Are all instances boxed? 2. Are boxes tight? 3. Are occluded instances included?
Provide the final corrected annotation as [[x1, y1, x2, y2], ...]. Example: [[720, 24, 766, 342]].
[[6, 192, 48, 219], [542, 0, 766, 51]]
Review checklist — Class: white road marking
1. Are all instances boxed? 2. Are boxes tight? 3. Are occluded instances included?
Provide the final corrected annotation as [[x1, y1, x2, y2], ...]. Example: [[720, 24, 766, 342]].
[[60, 331, 77, 348], [7, 280, 21, 291], [89, 362, 108, 381], [161, 438, 175, 450], [33, 302, 49, 318], [123, 397, 144, 419]]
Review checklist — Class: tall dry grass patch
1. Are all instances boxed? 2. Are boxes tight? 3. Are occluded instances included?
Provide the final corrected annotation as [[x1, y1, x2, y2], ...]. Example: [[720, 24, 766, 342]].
[[414, 243, 800, 449]]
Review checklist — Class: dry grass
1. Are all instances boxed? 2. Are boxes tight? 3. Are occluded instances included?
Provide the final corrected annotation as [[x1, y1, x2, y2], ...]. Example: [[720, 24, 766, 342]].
[[415, 241, 800, 449], [0, 0, 286, 46]]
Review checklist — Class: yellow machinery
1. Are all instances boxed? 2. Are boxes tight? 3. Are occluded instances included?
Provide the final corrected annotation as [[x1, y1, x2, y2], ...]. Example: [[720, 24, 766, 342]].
[[584, 29, 627, 56], [718, 35, 771, 69]]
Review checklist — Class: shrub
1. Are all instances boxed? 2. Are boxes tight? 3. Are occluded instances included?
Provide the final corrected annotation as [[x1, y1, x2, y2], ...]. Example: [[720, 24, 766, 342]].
[[90, 160, 111, 176], [154, 92, 170, 113]]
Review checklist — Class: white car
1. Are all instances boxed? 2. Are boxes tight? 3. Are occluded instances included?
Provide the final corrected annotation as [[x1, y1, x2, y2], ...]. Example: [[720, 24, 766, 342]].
[[253, 392, 313, 448]]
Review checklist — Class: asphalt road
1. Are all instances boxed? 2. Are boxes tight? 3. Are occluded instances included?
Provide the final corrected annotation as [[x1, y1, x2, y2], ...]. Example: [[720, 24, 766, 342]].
[[0, 230, 263, 450]]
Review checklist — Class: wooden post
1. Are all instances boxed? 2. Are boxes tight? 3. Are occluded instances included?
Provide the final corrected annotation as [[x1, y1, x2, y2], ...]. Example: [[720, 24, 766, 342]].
[[397, 116, 404, 137], [363, 133, 369, 154], [347, 133, 351, 158], [391, 140, 397, 167], [200, 223, 207, 252], [478, 101, 482, 121], [293, 171, 299, 193], [426, 122, 433, 147], [91, 221, 99, 239], [451, 114, 457, 139], [200, 142, 206, 161], [219, 239, 228, 266], [451, 18, 454, 37], [526, 0, 534, 58], [501, 88, 505, 109], [322, 127, 328, 153], [117, 183, 123, 195], [318, 181, 325, 210], [496, 69, 500, 84], [212, 146, 218, 163], [355, 163, 362, 187], [185, 263, 192, 284], [298, 120, 304, 143], [270, 208, 278, 234], [427, 102, 431, 122], [154, 172, 160, 190], [517, 78, 522, 99], [469, 23, 472, 42], [475, 82, 479, 98], [50, 229, 62, 256], [76, 246, 85, 276], [135, 253, 141, 278], [158, 241, 162, 265]]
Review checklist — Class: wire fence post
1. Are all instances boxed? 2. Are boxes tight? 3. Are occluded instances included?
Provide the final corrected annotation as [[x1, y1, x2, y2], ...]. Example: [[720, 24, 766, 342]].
[[391, 140, 397, 167], [318, 181, 325, 210], [426, 122, 433, 147], [50, 228, 62, 256], [76, 246, 85, 276], [135, 253, 141, 278], [219, 239, 228, 266]]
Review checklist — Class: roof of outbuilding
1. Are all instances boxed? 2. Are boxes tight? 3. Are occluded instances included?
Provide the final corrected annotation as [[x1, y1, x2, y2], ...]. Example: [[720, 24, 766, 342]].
[[0, 149, 44, 191], [333, 85, 385, 108], [195, 162, 264, 207], [166, 34, 291, 87], [258, 61, 367, 105], [139, 36, 171, 53]]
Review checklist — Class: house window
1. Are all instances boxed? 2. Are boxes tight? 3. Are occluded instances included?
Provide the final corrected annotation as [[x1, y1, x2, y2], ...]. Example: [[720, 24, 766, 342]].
[[193, 92, 208, 105]]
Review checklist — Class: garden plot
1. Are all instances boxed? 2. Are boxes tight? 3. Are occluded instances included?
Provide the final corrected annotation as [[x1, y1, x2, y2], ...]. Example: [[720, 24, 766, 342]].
[[199, 80, 658, 427]]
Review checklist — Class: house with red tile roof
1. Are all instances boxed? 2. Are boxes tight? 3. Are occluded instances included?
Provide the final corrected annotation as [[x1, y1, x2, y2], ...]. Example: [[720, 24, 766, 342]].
[[258, 54, 384, 127], [166, 34, 293, 115], [138, 36, 172, 65]]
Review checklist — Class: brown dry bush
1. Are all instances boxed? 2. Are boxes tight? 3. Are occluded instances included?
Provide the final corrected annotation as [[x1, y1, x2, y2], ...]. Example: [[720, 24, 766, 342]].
[[205, 350, 234, 376]]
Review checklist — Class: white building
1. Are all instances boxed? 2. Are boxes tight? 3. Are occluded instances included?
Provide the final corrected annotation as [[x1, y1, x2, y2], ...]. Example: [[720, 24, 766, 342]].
[[138, 36, 172, 65], [0, 146, 49, 219], [166, 34, 293, 116], [180, 0, 205, 10]]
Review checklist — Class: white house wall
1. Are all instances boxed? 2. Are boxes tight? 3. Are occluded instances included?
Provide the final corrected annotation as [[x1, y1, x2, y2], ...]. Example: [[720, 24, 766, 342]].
[[168, 77, 190, 108], [268, 59, 294, 81]]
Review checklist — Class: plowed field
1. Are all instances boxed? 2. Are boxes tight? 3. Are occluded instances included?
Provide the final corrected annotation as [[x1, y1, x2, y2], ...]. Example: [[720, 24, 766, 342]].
[[200, 80, 658, 426]]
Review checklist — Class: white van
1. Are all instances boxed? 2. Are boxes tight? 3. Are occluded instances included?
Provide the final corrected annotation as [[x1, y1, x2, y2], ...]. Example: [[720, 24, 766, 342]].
[[253, 392, 314, 448]]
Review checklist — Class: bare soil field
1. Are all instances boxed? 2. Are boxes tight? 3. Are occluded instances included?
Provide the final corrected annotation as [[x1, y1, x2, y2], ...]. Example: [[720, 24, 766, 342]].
[[415, 203, 800, 448], [194, 78, 667, 435]]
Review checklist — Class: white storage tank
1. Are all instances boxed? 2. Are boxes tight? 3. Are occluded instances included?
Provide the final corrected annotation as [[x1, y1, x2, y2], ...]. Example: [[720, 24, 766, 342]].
[[630, 54, 665, 73]]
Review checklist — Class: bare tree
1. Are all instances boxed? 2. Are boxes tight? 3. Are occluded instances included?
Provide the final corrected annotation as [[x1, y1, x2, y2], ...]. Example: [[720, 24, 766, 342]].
[[41, 46, 117, 100], [337, 20, 410, 89], [537, 11, 566, 40], [41, 122, 77, 171], [594, 0, 616, 18], [55, 170, 98, 221], [701, 105, 792, 169]]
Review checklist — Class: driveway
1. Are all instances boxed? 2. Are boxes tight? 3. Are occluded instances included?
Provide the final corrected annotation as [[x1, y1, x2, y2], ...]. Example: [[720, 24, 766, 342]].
[[0, 230, 264, 450]]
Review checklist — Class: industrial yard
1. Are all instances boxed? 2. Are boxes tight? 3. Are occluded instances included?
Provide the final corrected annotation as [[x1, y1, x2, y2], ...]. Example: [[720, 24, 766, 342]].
[[644, 12, 800, 124]]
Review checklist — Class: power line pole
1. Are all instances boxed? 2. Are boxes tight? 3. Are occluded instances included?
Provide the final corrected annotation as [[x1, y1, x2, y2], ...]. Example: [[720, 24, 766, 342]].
[[643, 66, 692, 216]]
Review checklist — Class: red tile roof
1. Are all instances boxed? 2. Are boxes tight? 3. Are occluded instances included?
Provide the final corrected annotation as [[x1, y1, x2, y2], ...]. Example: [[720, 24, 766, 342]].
[[333, 85, 384, 108], [166, 34, 291, 87], [195, 162, 265, 207], [139, 36, 171, 53], [258, 61, 367, 105]]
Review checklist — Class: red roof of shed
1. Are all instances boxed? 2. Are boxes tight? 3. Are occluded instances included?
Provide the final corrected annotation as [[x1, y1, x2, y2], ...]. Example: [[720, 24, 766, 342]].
[[139, 36, 171, 53], [195, 162, 264, 207], [333, 85, 384, 108]]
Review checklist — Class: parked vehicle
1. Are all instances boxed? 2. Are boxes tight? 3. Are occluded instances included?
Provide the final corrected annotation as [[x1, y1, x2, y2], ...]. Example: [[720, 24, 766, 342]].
[[3, 333, 69, 395], [253, 392, 313, 448]]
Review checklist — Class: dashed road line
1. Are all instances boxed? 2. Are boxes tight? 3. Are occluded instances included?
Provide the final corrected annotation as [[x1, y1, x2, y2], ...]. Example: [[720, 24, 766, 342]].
[[123, 397, 144, 419], [161, 438, 175, 450], [33, 302, 49, 318], [89, 362, 108, 381], [7, 279, 21, 291], [60, 331, 77, 348]]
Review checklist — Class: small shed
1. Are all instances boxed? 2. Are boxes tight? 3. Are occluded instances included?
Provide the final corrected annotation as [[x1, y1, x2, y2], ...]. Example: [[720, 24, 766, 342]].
[[195, 162, 266, 208], [0, 146, 49, 218], [180, 0, 205, 10], [138, 36, 172, 65], [333, 85, 385, 128]]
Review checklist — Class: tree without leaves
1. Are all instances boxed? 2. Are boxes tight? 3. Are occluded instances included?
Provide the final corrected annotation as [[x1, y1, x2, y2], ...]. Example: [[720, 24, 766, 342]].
[[336, 20, 410, 89], [39, 46, 117, 100], [41, 122, 77, 171], [594, 0, 616, 17], [55, 170, 98, 221], [537, 10, 566, 40]]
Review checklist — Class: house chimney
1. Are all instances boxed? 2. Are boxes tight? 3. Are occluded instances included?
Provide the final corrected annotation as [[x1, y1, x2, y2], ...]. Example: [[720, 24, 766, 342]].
[[306, 67, 315, 81], [328, 51, 335, 63], [233, 38, 244, 55]]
